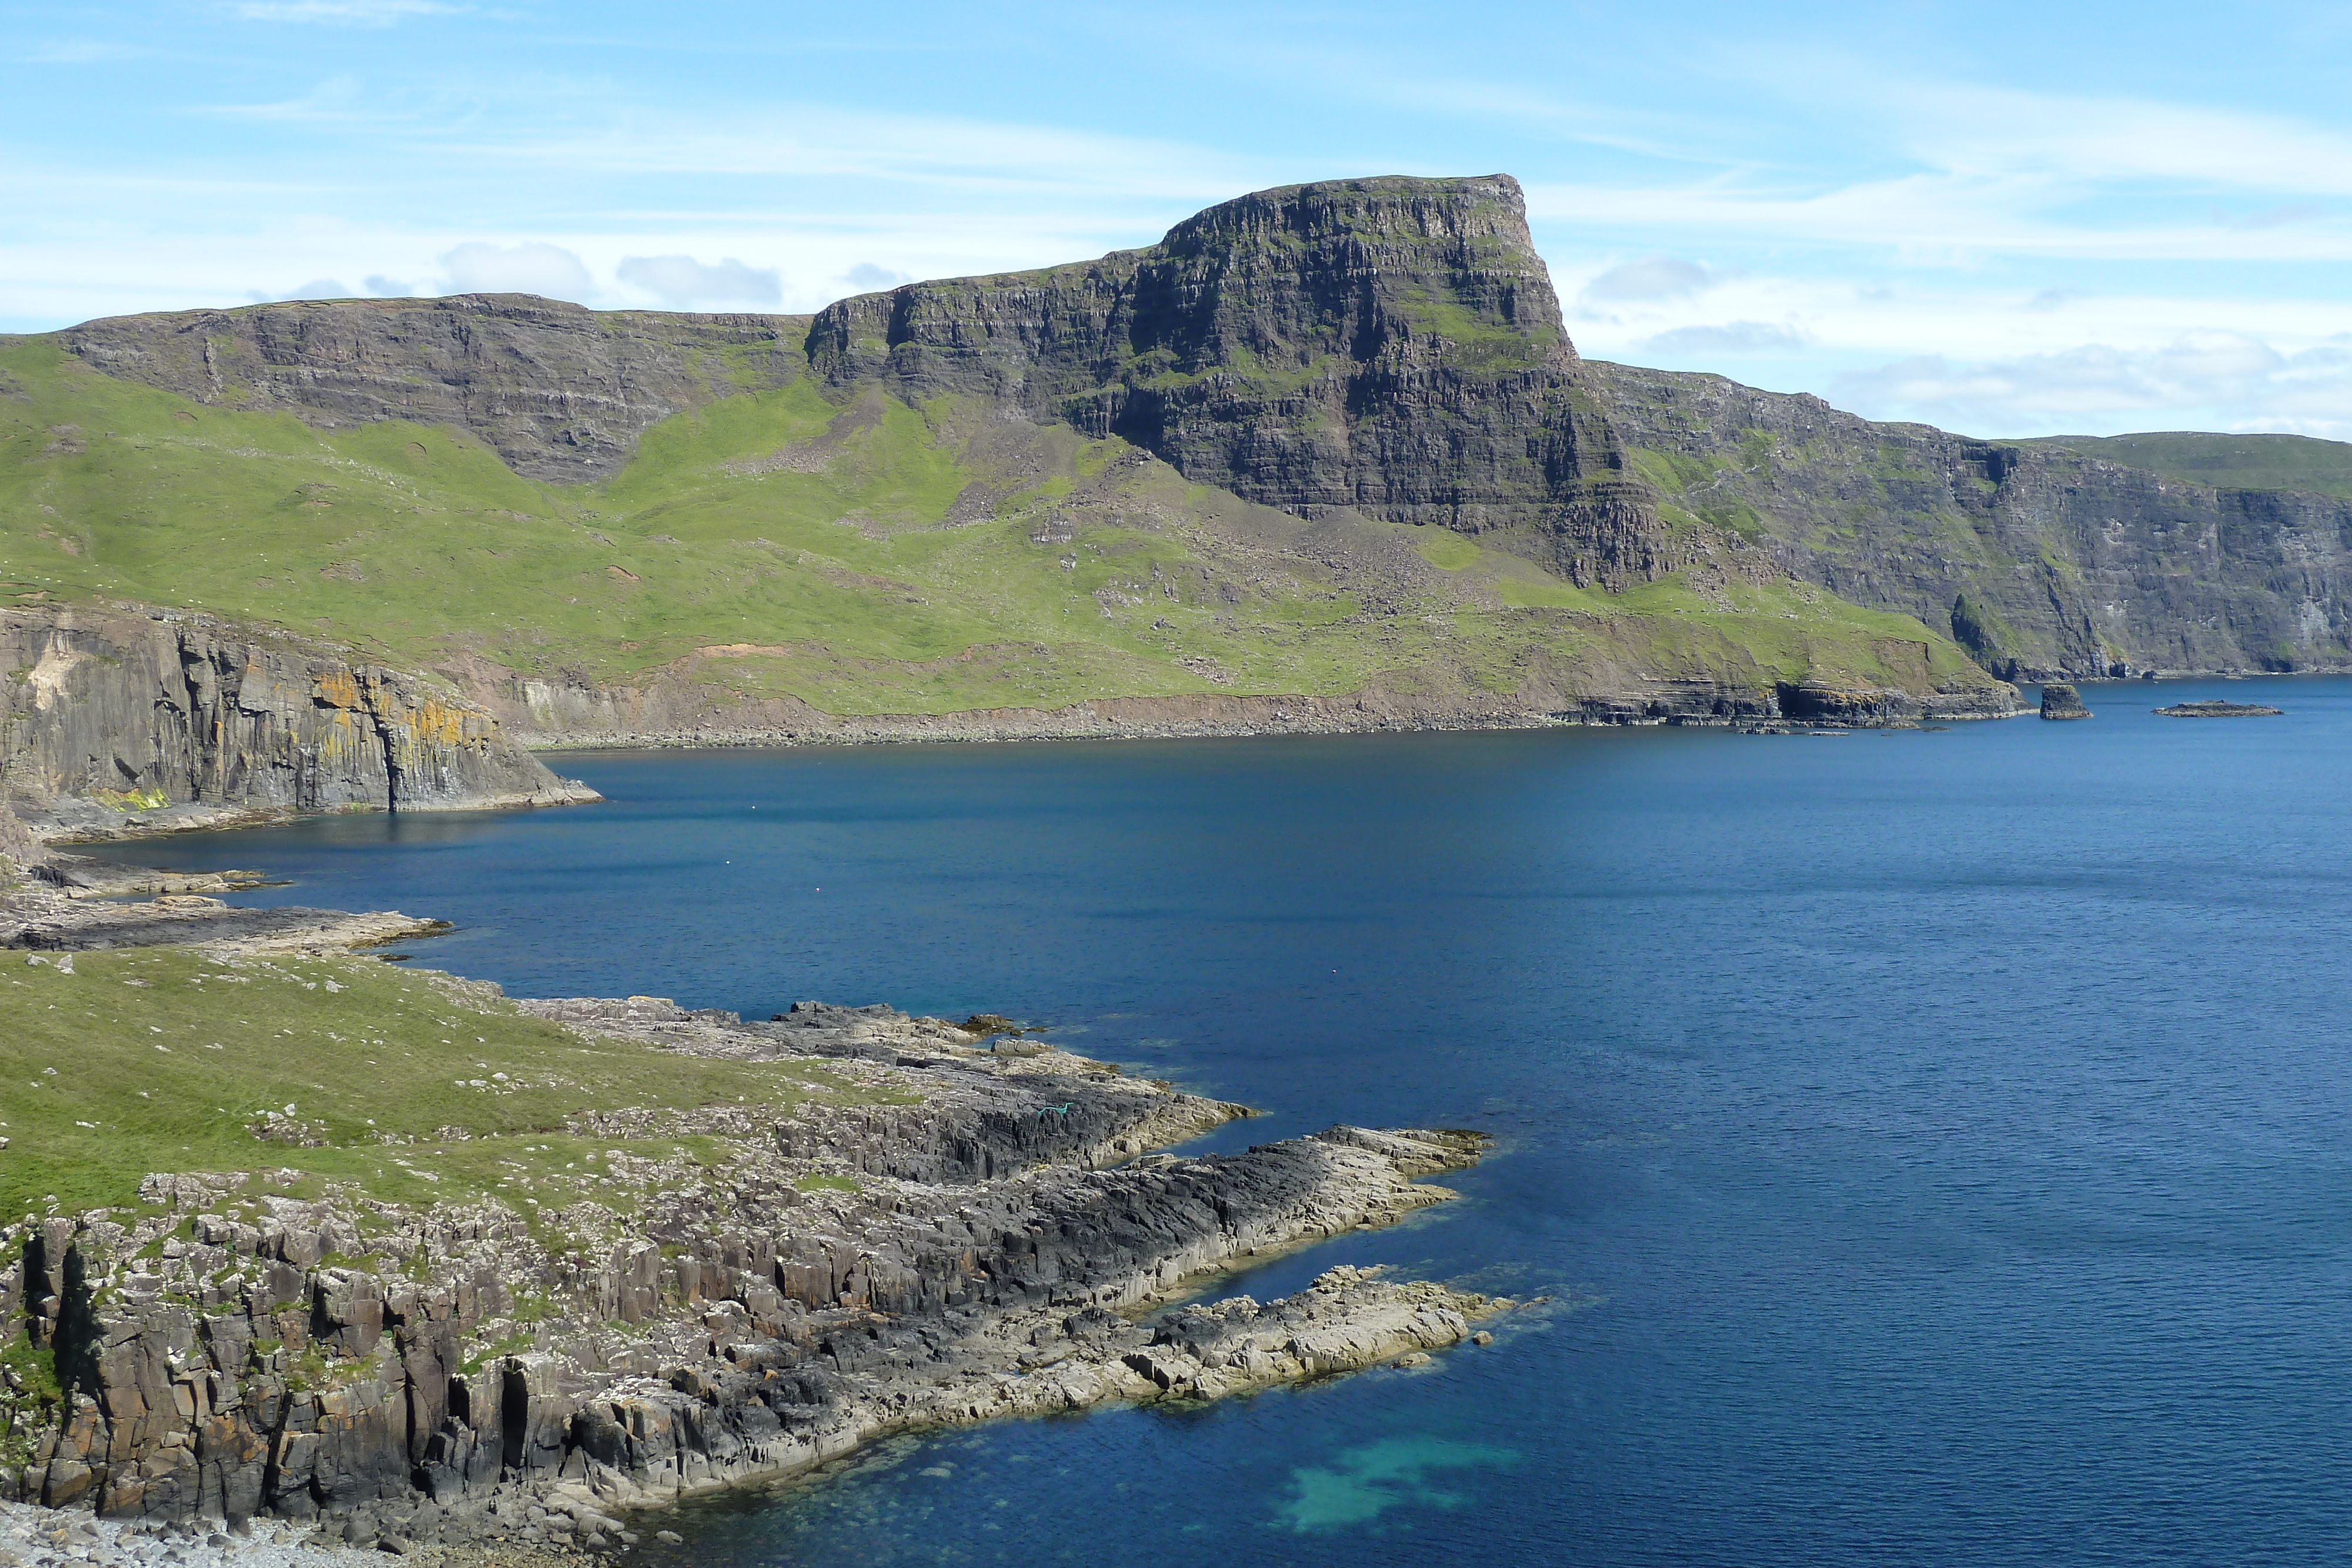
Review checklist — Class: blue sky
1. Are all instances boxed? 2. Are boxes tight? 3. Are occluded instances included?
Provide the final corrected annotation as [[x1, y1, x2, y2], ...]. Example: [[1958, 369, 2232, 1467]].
[[7, 0, 2352, 438]]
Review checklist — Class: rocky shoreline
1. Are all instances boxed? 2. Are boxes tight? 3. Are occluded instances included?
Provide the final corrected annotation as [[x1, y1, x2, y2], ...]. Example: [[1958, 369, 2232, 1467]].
[[505, 681, 2024, 754], [0, 841, 1510, 1558]]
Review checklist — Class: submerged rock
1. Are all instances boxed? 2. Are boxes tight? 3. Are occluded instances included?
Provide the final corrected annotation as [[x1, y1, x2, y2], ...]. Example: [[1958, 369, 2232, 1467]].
[[2040, 684, 2093, 720]]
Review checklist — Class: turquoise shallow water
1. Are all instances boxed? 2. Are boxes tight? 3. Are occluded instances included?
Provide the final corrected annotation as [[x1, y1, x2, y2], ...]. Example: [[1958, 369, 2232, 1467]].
[[97, 679, 2352, 1564]]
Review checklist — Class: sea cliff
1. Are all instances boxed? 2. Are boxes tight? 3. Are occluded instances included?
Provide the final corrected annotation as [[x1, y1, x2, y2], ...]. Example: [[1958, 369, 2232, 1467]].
[[0, 604, 596, 840]]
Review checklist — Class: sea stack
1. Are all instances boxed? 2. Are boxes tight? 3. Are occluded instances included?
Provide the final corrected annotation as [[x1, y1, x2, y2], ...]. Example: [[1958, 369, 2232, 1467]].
[[2040, 683, 2093, 720]]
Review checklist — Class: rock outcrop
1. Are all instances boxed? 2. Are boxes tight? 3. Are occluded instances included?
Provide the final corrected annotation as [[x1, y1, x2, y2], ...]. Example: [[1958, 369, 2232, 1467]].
[[58, 296, 810, 482], [2153, 699, 2283, 717], [0, 992, 1498, 1542], [2040, 683, 2092, 720], [0, 603, 596, 839]]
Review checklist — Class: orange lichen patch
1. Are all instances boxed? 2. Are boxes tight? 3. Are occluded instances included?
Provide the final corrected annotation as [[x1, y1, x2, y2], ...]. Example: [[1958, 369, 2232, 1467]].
[[404, 697, 480, 748], [314, 668, 365, 710]]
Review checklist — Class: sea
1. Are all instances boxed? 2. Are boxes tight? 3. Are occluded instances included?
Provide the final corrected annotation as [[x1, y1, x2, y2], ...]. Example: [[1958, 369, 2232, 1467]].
[[93, 678, 2352, 1566]]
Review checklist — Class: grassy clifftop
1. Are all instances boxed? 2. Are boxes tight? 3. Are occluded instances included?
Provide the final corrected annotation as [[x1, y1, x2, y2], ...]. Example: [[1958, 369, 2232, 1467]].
[[0, 335, 1997, 721], [0, 945, 891, 1218]]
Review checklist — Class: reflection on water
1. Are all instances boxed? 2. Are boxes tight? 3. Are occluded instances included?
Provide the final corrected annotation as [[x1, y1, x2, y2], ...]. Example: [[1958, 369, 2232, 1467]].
[[88, 678, 2352, 1566]]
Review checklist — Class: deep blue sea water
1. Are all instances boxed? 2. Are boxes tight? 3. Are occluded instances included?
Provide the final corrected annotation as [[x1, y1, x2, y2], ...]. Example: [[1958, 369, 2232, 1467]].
[[95, 680, 2352, 1565]]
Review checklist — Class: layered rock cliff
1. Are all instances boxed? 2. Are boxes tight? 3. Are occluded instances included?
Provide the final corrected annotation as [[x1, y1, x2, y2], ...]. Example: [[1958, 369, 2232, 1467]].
[[0, 603, 595, 838], [1590, 361, 2352, 679], [807, 175, 1681, 588], [59, 296, 809, 482]]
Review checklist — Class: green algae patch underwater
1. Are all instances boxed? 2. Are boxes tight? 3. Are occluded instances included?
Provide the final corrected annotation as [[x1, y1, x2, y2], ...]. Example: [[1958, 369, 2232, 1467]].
[[1272, 1434, 1523, 1533]]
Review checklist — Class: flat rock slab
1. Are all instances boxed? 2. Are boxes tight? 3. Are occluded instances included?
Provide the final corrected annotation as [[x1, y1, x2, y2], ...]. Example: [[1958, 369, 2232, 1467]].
[[2154, 700, 2284, 717]]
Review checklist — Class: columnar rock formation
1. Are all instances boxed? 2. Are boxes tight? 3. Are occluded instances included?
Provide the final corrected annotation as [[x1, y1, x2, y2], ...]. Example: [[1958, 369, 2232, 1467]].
[[1, 996, 1496, 1541]]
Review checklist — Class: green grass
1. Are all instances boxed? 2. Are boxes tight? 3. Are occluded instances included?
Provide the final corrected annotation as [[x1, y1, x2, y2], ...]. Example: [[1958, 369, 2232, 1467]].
[[0, 336, 2002, 718], [0, 947, 901, 1218], [2029, 432, 2352, 500]]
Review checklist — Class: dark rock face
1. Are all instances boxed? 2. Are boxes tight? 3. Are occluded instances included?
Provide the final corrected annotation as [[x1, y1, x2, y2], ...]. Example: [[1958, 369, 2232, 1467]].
[[0, 603, 594, 834], [2040, 683, 2092, 720], [58, 296, 809, 482], [1587, 360, 2352, 679], [807, 176, 1683, 587]]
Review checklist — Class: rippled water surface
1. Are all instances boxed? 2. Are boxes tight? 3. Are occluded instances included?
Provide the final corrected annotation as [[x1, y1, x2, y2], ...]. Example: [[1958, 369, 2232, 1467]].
[[99, 680, 2352, 1565]]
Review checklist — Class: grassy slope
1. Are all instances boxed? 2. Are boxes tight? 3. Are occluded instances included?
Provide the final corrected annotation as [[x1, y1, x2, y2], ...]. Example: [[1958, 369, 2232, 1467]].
[[2025, 432, 2352, 501], [0, 945, 894, 1219], [0, 337, 1989, 713]]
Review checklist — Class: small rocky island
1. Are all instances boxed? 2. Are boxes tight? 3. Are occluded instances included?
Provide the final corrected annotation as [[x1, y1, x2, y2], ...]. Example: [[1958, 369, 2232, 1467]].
[[2040, 684, 2093, 720], [2153, 700, 2284, 717]]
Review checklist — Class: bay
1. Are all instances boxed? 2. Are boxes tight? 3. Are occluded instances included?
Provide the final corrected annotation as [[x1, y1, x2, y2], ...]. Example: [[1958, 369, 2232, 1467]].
[[97, 679, 2352, 1564]]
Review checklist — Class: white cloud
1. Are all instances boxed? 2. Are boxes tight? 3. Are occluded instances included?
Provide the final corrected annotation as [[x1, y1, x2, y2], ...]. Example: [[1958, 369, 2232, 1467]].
[[363, 273, 415, 295], [1832, 333, 2352, 439], [438, 241, 593, 301], [842, 262, 910, 290], [614, 255, 781, 307], [288, 277, 352, 299], [1892, 83, 2352, 198], [1579, 256, 1717, 305]]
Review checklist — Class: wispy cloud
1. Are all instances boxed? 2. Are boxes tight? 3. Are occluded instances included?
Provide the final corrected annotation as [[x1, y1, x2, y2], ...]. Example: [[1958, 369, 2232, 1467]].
[[1643, 320, 1810, 355], [225, 0, 463, 24], [614, 255, 781, 307], [1579, 256, 1720, 306], [18, 39, 145, 63], [439, 241, 593, 300], [1833, 333, 2352, 439]]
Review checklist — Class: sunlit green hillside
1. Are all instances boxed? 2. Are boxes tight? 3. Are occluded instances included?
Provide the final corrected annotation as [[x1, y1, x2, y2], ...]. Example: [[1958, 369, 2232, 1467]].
[[0, 337, 1992, 716]]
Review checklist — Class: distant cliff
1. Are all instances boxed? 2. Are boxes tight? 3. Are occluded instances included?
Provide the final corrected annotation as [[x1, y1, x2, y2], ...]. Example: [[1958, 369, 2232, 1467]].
[[0, 604, 595, 838], [59, 296, 808, 482], [1590, 362, 2352, 679], [805, 175, 1686, 591]]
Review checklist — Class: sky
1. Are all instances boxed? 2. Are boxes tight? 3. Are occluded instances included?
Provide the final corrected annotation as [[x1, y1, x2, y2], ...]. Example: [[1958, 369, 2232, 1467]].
[[6, 1, 2352, 439]]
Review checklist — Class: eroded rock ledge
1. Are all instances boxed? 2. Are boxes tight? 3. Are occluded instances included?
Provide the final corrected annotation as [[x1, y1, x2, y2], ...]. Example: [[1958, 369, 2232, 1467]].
[[2, 994, 1496, 1550]]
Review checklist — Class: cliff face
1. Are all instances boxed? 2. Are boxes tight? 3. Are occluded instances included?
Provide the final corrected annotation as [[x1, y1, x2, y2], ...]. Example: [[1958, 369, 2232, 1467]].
[[0, 604, 594, 836], [807, 176, 1683, 588], [1590, 361, 2352, 678], [57, 296, 810, 482]]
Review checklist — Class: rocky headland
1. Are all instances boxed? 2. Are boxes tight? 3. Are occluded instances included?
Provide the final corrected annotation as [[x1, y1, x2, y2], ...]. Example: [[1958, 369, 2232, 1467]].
[[0, 835, 1508, 1556], [0, 604, 597, 842]]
